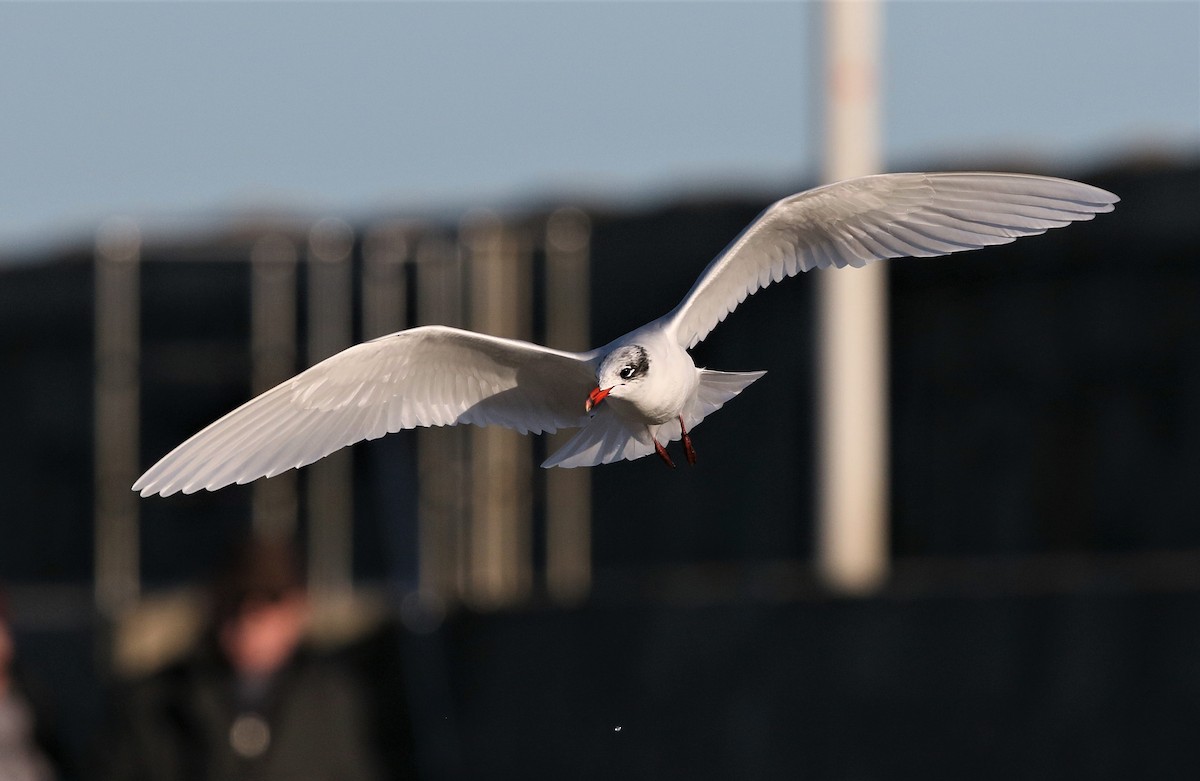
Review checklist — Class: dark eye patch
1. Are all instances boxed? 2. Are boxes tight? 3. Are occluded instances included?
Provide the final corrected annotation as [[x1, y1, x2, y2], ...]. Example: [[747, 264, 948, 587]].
[[608, 345, 649, 383]]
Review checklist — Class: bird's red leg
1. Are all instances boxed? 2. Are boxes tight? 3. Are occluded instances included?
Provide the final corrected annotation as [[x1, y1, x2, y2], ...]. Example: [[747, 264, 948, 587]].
[[679, 415, 697, 466], [654, 438, 676, 469]]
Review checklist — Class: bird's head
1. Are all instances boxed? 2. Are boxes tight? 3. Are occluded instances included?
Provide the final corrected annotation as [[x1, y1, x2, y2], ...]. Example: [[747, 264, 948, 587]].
[[586, 345, 650, 412]]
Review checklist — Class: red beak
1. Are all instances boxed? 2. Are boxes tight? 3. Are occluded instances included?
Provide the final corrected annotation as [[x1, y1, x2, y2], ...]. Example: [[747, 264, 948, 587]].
[[585, 386, 612, 413]]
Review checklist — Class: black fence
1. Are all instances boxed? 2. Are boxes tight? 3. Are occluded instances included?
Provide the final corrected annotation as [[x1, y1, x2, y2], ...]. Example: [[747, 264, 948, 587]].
[[1, 157, 1198, 779]]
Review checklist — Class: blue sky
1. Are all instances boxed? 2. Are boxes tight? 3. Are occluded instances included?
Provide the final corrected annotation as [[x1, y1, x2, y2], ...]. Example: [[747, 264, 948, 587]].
[[1, 1, 1197, 254]]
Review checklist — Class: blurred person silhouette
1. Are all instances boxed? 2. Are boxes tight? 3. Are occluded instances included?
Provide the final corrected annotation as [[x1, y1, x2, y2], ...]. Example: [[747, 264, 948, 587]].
[[0, 587, 70, 781], [97, 537, 387, 781]]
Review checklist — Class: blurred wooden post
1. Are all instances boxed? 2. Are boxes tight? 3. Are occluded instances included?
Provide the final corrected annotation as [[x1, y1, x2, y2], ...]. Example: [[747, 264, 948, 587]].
[[816, 0, 889, 594], [94, 219, 142, 617], [363, 225, 410, 340], [414, 235, 469, 604], [250, 234, 299, 540], [462, 214, 534, 609], [543, 208, 592, 605], [306, 219, 355, 599]]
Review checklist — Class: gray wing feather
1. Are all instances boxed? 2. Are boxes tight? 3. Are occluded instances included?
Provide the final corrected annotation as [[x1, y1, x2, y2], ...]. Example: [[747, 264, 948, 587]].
[[665, 172, 1118, 349], [134, 325, 599, 496]]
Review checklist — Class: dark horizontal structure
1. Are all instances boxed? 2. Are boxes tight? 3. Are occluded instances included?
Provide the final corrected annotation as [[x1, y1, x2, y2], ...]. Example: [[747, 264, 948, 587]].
[[1, 157, 1197, 778], [439, 590, 1200, 780]]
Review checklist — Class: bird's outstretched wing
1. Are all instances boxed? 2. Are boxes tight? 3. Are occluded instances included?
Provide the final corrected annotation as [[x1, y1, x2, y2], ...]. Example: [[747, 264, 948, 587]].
[[663, 172, 1118, 349], [134, 325, 600, 496]]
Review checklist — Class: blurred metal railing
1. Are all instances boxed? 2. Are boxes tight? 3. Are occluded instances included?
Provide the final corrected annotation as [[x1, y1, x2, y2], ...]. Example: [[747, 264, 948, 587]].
[[463, 214, 535, 608], [542, 208, 593, 605], [306, 219, 356, 600], [94, 219, 143, 617], [250, 233, 300, 540], [412, 210, 593, 610], [93, 209, 594, 620]]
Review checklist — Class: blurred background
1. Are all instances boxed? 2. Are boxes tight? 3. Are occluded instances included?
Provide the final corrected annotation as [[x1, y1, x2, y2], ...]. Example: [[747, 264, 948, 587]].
[[1, 2, 1198, 779]]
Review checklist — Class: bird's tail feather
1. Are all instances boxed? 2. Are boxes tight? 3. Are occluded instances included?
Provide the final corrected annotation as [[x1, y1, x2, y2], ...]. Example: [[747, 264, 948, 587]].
[[541, 369, 765, 468], [541, 408, 655, 468], [683, 369, 766, 433]]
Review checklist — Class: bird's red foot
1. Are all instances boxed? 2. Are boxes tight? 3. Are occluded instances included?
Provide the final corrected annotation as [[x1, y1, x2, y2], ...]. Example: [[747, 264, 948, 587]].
[[654, 438, 676, 469], [679, 415, 697, 465]]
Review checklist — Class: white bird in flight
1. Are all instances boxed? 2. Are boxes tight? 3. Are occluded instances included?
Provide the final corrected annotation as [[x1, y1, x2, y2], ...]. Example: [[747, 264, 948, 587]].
[[134, 172, 1117, 497]]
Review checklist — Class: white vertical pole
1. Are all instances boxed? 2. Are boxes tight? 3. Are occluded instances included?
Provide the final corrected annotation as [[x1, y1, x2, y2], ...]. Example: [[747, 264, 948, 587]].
[[816, 0, 888, 594]]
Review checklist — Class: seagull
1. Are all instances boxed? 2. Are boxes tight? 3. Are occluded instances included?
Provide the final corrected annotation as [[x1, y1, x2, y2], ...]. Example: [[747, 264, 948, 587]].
[[134, 172, 1117, 497]]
